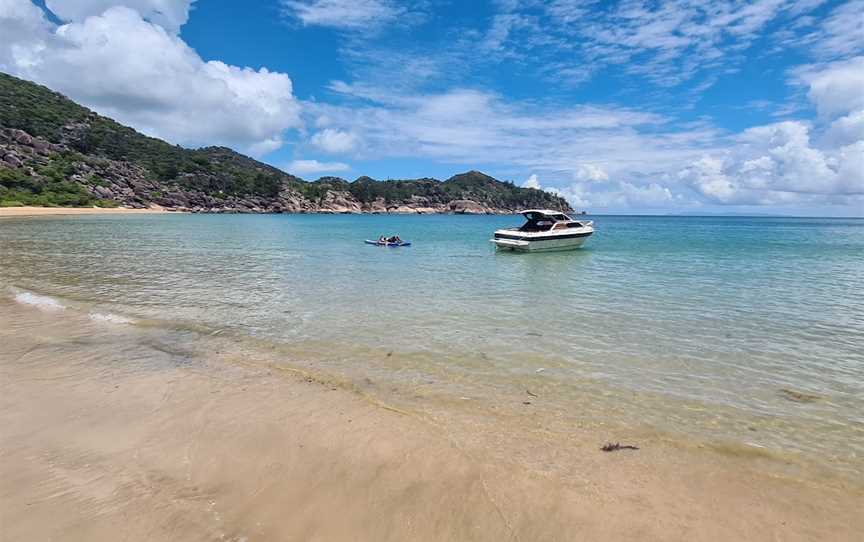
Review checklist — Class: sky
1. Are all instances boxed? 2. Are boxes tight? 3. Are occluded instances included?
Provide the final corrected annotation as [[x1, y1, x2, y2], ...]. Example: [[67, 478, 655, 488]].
[[1, 0, 862, 215]]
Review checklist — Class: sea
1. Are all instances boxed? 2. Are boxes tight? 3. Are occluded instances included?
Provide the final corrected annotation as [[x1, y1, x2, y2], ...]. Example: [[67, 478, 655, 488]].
[[2, 213, 863, 479]]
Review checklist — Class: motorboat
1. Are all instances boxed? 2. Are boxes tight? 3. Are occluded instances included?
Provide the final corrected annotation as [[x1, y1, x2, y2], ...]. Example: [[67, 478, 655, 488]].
[[491, 210, 593, 252]]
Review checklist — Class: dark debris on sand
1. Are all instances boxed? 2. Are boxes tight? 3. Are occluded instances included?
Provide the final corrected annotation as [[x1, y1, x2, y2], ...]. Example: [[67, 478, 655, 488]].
[[601, 442, 640, 452]]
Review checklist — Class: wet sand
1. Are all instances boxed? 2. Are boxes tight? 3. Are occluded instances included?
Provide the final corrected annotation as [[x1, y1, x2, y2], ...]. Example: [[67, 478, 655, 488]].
[[1, 301, 862, 541], [0, 206, 177, 217]]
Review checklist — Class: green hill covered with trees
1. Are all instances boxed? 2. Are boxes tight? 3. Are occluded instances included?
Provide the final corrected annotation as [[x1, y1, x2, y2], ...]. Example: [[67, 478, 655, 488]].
[[0, 73, 571, 213]]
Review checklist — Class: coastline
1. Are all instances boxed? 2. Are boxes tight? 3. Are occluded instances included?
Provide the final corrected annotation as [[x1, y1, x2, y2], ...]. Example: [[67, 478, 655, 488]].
[[0, 205, 519, 217], [1, 298, 862, 541], [0, 205, 180, 218]]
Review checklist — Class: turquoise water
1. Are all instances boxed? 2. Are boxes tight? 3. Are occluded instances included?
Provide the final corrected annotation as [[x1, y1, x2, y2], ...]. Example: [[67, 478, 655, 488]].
[[2, 214, 863, 475]]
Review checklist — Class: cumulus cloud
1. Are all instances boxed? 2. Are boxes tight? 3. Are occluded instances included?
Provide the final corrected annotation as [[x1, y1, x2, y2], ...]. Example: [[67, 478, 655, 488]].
[[522, 173, 541, 189], [618, 182, 674, 207], [248, 137, 286, 157], [0, 1, 300, 155], [548, 180, 675, 210], [679, 57, 864, 207], [281, 0, 402, 29], [0, 0, 51, 69], [574, 164, 609, 182], [311, 128, 358, 154], [653, 54, 864, 209], [546, 183, 590, 208], [824, 110, 864, 147], [796, 56, 864, 118], [522, 169, 673, 211], [285, 159, 350, 175], [45, 0, 195, 33]]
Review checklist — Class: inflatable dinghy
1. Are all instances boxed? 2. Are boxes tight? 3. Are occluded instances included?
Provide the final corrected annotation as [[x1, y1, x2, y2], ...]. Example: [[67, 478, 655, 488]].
[[365, 240, 411, 247]]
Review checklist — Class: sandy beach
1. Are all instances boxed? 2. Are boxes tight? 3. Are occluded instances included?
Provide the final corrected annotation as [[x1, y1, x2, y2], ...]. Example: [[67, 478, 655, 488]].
[[1, 299, 861, 541], [0, 206, 178, 218]]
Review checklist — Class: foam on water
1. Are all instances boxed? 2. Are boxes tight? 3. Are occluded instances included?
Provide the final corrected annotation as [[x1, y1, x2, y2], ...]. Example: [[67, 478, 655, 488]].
[[10, 288, 137, 325], [14, 291, 65, 311], [89, 312, 136, 325]]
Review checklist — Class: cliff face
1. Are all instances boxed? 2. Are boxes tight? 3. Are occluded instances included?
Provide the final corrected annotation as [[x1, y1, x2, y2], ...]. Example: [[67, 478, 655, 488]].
[[0, 73, 572, 214]]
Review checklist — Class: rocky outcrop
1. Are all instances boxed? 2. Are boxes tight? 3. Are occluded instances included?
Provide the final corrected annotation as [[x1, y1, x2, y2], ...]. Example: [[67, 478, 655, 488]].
[[449, 199, 491, 214], [317, 190, 362, 214]]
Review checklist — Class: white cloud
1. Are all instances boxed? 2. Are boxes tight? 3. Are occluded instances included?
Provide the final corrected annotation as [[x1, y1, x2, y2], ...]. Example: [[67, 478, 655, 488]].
[[45, 0, 195, 33], [548, 180, 676, 210], [248, 137, 285, 157], [311, 128, 358, 154], [546, 183, 590, 208], [680, 156, 739, 203], [482, 12, 538, 53], [574, 163, 609, 182], [305, 85, 714, 192], [804, 0, 864, 58], [484, 0, 854, 88], [286, 159, 350, 175], [522, 171, 673, 211], [675, 56, 864, 207], [282, 0, 401, 29], [619, 182, 674, 206], [824, 110, 864, 147], [680, 120, 863, 204], [522, 173, 541, 189], [797, 56, 864, 118], [0, 2, 301, 155], [0, 0, 51, 69]]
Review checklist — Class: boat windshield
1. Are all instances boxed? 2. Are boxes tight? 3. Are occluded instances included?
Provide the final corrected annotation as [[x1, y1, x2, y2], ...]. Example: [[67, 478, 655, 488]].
[[519, 219, 555, 232], [518, 211, 573, 231]]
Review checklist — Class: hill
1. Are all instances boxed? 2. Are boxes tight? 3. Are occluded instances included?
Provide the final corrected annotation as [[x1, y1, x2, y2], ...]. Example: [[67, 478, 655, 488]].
[[0, 73, 570, 214]]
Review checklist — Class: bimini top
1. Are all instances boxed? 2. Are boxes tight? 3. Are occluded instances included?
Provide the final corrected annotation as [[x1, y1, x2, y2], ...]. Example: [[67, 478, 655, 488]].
[[519, 209, 572, 221]]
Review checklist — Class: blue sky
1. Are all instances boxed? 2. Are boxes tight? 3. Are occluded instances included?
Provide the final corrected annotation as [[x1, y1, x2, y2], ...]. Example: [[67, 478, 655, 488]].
[[3, 0, 863, 215]]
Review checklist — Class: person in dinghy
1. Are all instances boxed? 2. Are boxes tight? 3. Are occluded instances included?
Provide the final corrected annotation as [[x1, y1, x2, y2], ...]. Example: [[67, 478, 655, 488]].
[[367, 235, 410, 246]]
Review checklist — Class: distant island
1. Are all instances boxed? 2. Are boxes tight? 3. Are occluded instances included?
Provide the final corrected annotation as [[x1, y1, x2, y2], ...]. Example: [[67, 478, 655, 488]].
[[0, 73, 570, 214]]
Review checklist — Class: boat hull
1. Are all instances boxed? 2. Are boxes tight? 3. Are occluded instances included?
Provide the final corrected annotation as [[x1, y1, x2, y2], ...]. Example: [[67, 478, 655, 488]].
[[365, 240, 411, 247], [491, 232, 591, 252], [492, 212, 594, 253]]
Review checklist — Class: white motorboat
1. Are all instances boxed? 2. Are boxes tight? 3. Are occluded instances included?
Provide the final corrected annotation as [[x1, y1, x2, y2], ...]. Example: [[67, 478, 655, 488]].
[[491, 210, 593, 252]]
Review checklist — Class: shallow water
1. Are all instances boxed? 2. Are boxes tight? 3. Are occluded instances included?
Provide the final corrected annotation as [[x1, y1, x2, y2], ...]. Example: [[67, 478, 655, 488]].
[[2, 214, 863, 477]]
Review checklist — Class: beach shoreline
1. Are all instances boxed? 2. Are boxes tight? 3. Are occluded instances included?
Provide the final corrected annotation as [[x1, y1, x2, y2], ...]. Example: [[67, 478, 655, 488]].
[[1, 299, 861, 541], [0, 205, 179, 217]]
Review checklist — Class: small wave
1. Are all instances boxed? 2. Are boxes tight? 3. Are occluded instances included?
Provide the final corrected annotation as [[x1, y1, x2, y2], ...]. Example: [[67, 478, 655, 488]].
[[89, 312, 136, 325], [14, 291, 65, 311]]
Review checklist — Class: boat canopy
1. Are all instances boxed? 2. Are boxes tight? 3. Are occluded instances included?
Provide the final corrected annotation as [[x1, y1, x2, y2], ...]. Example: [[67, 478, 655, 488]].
[[519, 209, 572, 222]]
